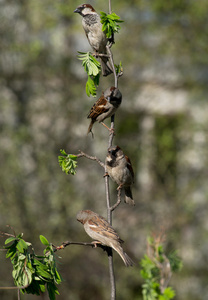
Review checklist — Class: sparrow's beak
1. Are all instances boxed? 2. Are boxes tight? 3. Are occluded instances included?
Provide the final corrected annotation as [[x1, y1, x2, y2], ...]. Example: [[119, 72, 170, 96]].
[[74, 8, 80, 13]]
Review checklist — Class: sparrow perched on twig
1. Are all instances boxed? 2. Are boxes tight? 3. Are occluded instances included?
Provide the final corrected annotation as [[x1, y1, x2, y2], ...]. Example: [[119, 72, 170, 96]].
[[87, 86, 122, 134], [74, 4, 113, 76], [76, 210, 134, 267], [105, 146, 135, 206]]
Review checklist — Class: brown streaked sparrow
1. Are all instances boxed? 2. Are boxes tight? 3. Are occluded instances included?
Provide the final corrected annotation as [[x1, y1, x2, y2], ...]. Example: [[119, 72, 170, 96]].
[[76, 210, 134, 267], [105, 146, 135, 206], [74, 4, 113, 76], [87, 86, 122, 134]]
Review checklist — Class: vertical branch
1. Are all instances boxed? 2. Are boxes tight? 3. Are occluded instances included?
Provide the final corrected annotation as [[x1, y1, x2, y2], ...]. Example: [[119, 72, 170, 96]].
[[106, 45, 118, 88], [109, 115, 115, 148], [109, 0, 112, 14], [108, 252, 116, 299], [104, 1, 120, 299], [105, 166, 116, 300]]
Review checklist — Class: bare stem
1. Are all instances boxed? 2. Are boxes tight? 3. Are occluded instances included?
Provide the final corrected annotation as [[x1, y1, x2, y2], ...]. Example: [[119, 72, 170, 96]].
[[0, 283, 30, 290], [52, 241, 110, 253], [104, 1, 121, 298], [76, 151, 105, 168], [109, 0, 112, 14], [110, 188, 121, 212], [108, 114, 115, 148], [106, 45, 118, 88]]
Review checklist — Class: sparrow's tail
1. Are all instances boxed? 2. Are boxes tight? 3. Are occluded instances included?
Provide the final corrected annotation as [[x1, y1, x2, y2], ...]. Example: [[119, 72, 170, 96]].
[[100, 56, 113, 77], [87, 120, 95, 135], [114, 245, 134, 267], [124, 187, 135, 206]]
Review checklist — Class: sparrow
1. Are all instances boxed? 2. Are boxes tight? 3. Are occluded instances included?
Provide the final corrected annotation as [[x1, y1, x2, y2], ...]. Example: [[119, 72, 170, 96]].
[[87, 86, 122, 134], [76, 210, 134, 267], [74, 4, 113, 76], [105, 146, 135, 206]]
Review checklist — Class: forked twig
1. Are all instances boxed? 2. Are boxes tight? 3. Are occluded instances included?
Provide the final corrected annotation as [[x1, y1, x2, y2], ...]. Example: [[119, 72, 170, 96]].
[[110, 188, 122, 212]]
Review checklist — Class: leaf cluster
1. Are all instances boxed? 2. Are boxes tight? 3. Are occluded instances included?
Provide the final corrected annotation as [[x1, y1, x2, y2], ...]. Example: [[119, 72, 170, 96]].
[[4, 234, 62, 300], [140, 236, 182, 300], [77, 52, 101, 97], [100, 12, 124, 38], [58, 149, 77, 175]]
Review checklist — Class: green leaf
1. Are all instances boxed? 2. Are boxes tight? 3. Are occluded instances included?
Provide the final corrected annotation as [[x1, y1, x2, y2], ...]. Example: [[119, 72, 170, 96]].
[[59, 149, 67, 156], [40, 235, 49, 246], [54, 269, 62, 284], [6, 246, 17, 259], [37, 268, 52, 280], [47, 282, 60, 300], [5, 237, 16, 245], [17, 239, 28, 253], [39, 282, 46, 293], [86, 75, 97, 97], [159, 287, 176, 300]]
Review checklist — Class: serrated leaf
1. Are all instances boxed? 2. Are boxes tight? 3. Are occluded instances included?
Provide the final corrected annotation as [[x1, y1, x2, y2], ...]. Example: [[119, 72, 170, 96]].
[[58, 151, 77, 175], [40, 235, 49, 246], [86, 76, 97, 97], [100, 11, 123, 37]]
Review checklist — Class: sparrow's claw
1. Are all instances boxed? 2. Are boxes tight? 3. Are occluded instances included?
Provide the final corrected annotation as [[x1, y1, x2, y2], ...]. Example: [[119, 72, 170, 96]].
[[117, 184, 123, 191], [101, 122, 115, 135], [91, 241, 101, 248], [109, 128, 115, 136]]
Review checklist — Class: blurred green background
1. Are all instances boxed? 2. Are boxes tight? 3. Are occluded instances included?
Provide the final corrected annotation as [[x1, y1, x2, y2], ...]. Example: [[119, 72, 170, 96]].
[[1, 0, 208, 299]]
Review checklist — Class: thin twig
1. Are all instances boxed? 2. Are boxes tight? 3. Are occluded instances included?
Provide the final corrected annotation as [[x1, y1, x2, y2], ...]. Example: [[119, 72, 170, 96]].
[[109, 0, 112, 14], [0, 283, 30, 290], [0, 231, 15, 238], [108, 115, 115, 148], [106, 45, 118, 88], [104, 171, 112, 224], [52, 241, 110, 253], [76, 151, 105, 168], [104, 1, 119, 298], [110, 188, 121, 212]]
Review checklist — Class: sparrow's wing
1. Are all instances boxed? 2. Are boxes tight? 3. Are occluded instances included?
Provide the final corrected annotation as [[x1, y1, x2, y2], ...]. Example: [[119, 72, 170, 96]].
[[88, 215, 124, 244], [125, 155, 134, 180], [87, 94, 110, 119]]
